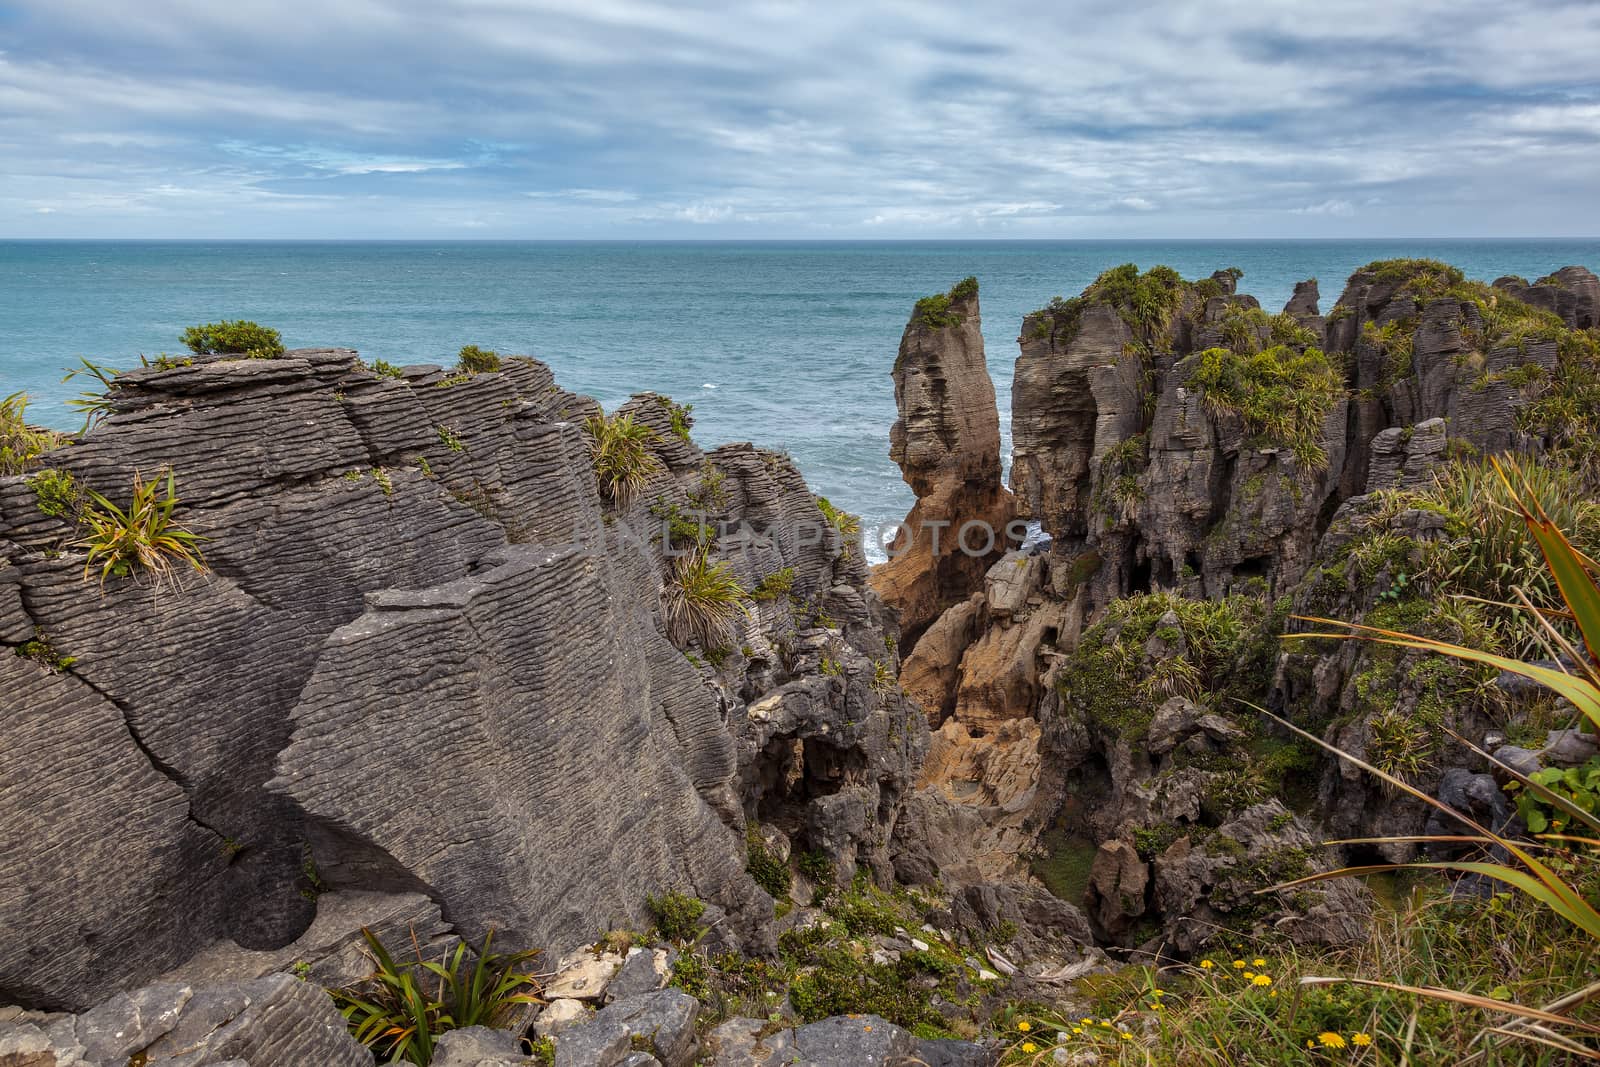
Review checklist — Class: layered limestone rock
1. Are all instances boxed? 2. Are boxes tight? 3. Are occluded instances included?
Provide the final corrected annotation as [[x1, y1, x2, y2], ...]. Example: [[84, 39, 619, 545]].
[[898, 258, 1600, 957], [872, 278, 1016, 649], [0, 348, 922, 1012]]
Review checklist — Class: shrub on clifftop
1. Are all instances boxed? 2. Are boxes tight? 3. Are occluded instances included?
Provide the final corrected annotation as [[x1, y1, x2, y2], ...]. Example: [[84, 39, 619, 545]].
[[456, 344, 501, 373], [180, 320, 284, 359], [1190, 343, 1344, 471]]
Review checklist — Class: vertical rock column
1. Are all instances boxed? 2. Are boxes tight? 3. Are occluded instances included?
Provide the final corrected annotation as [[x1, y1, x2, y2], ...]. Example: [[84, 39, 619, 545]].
[[871, 278, 1015, 652]]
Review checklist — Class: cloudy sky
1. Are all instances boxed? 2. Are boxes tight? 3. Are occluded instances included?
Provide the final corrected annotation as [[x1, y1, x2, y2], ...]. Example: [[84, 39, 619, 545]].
[[2, 0, 1598, 238]]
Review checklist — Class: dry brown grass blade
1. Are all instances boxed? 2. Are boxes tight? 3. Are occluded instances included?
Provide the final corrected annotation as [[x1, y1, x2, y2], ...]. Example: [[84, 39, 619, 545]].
[[1297, 976, 1600, 1035]]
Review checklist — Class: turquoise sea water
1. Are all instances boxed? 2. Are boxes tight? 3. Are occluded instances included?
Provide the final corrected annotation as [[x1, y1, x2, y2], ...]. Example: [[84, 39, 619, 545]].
[[4, 240, 1598, 559]]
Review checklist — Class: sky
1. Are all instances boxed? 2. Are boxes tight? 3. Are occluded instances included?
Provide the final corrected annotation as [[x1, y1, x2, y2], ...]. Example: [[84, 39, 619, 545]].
[[1, 0, 1598, 239]]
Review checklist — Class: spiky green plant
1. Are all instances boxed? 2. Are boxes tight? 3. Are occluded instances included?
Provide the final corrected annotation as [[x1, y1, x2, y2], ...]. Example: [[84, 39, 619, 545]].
[[73, 469, 207, 590], [61, 358, 120, 433], [585, 412, 662, 509], [333, 927, 541, 1067], [0, 393, 68, 475], [664, 547, 748, 649], [1277, 458, 1600, 1060]]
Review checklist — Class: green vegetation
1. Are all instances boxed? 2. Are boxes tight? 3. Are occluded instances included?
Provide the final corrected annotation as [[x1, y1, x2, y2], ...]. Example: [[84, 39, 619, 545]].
[[668, 877, 984, 1035], [1189, 344, 1344, 471], [1, 393, 68, 476], [646, 890, 707, 943], [910, 276, 979, 331], [751, 566, 796, 602], [27, 467, 80, 519], [655, 396, 695, 441], [332, 927, 540, 1066], [1056, 590, 1278, 741], [435, 425, 466, 453], [1359, 457, 1600, 656], [1028, 264, 1187, 351], [745, 830, 792, 900], [74, 469, 207, 590], [17, 627, 76, 673], [1280, 459, 1600, 1062], [815, 496, 859, 538], [141, 353, 194, 371], [455, 344, 501, 373], [649, 498, 713, 547], [181, 320, 284, 359], [584, 412, 661, 509], [663, 546, 747, 649], [367, 358, 406, 379], [1509, 757, 1600, 836]]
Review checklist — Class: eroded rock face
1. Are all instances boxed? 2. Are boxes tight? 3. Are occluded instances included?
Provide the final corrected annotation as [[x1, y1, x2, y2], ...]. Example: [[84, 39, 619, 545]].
[[872, 280, 1016, 648], [898, 259, 1598, 958], [1, 349, 922, 1011]]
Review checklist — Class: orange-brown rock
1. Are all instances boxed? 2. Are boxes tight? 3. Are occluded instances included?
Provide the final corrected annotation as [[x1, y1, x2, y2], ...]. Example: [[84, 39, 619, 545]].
[[871, 278, 1015, 650]]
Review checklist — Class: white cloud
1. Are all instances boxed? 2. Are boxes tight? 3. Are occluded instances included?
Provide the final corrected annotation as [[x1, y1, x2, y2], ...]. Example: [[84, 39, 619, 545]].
[[1292, 199, 1356, 216]]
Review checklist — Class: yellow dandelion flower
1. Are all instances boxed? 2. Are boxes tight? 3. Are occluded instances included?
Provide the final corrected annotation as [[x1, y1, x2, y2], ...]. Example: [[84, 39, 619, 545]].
[[1318, 1032, 1347, 1050], [1018, 1021, 1031, 1032], [1021, 1042, 1037, 1054], [1269, 990, 1278, 998], [1081, 1018, 1093, 1025], [1072, 1027, 1083, 1035], [1199, 959, 1215, 969], [1152, 988, 1166, 996], [1252, 974, 1272, 987], [1307, 1039, 1317, 1049], [1232, 959, 1246, 969], [1120, 1031, 1133, 1040], [1243, 971, 1256, 980], [1352, 1033, 1372, 1047], [1253, 958, 1265, 967]]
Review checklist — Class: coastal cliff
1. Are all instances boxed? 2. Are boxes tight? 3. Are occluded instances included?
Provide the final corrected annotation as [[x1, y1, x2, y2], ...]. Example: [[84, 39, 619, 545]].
[[884, 259, 1600, 954], [1, 346, 955, 1064]]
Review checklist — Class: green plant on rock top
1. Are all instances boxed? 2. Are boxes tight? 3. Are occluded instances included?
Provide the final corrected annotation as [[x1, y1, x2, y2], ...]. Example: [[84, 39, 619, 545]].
[[1189, 343, 1344, 471], [815, 496, 859, 539], [654, 395, 694, 441], [584, 412, 662, 509], [74, 469, 207, 590], [646, 890, 706, 943], [181, 320, 284, 359], [664, 546, 747, 649], [455, 344, 501, 373], [367, 357, 406, 380], [332, 926, 540, 1067], [910, 276, 979, 331]]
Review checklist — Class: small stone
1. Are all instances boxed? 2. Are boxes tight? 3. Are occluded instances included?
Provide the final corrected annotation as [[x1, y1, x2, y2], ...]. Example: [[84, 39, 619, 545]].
[[535, 998, 588, 1037], [545, 951, 623, 1001], [909, 938, 930, 952]]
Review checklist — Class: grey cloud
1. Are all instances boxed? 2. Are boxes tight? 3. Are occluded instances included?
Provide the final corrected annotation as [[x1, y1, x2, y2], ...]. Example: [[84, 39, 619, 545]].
[[1, 0, 1597, 236]]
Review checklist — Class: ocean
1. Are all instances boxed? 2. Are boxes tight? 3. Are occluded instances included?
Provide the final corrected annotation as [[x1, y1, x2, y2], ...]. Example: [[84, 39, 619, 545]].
[[4, 239, 1598, 561]]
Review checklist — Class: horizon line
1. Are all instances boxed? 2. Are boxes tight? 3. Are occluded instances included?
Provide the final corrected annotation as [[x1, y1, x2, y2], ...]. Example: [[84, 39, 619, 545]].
[[5, 235, 1600, 244]]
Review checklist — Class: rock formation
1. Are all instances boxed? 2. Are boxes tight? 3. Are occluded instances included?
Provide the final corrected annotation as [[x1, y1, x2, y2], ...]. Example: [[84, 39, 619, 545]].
[[0, 347, 922, 1016], [897, 259, 1600, 956], [872, 278, 1016, 650]]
